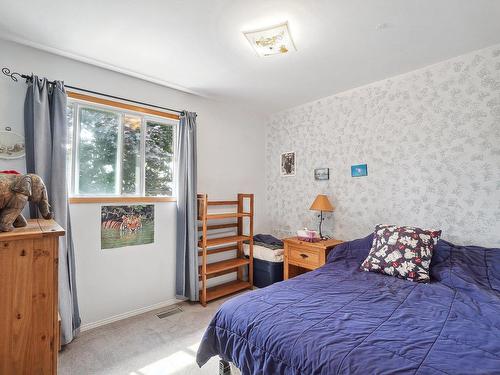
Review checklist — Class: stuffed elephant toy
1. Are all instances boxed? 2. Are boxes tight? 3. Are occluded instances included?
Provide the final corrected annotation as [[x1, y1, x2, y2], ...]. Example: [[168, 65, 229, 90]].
[[0, 173, 54, 232]]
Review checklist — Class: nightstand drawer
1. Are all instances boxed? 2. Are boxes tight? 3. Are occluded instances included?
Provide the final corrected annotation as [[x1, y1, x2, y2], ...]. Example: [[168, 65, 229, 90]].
[[283, 237, 343, 280], [288, 246, 320, 267]]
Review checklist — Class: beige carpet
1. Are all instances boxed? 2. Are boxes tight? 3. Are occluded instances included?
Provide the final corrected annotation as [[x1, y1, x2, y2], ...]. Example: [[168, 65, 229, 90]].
[[59, 295, 239, 375]]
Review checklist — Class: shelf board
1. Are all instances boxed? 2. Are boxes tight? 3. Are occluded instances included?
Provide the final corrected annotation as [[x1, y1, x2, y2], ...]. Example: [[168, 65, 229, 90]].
[[199, 235, 249, 247], [206, 280, 251, 302], [204, 212, 250, 220], [207, 200, 238, 206], [198, 245, 238, 256], [201, 258, 250, 275], [198, 267, 238, 281], [198, 223, 238, 231]]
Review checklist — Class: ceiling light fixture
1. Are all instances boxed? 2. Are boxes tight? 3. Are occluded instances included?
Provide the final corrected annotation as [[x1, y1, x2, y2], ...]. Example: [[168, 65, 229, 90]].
[[243, 22, 296, 57]]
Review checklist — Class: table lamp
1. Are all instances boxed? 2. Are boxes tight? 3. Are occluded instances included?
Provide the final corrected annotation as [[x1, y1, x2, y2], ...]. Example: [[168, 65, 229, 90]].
[[309, 194, 335, 239]]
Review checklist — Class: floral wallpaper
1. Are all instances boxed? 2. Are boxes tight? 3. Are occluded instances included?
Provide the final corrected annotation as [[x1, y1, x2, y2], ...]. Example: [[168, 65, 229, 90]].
[[265, 44, 500, 247]]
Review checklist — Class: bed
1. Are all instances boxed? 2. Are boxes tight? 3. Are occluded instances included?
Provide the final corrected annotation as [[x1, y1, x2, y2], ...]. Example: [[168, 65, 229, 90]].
[[196, 234, 500, 374]]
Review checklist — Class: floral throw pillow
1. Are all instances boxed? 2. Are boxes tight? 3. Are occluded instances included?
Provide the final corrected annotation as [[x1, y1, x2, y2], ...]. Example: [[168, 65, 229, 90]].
[[360, 224, 442, 282]]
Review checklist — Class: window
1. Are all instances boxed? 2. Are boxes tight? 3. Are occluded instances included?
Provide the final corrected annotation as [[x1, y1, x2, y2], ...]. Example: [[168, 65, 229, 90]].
[[66, 98, 177, 198]]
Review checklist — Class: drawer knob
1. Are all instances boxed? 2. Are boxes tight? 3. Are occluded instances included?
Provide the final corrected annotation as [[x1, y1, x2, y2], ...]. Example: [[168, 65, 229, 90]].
[[300, 253, 308, 259]]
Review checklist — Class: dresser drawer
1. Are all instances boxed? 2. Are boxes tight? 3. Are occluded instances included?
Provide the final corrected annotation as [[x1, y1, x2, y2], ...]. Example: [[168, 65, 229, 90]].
[[288, 246, 320, 267]]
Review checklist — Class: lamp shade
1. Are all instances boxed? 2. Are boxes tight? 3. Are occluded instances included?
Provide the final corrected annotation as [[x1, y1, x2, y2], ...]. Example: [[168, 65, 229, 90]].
[[309, 194, 335, 212]]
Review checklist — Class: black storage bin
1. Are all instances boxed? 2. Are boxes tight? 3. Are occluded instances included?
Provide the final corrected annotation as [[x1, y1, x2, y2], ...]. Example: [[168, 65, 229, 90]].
[[253, 258, 283, 288]]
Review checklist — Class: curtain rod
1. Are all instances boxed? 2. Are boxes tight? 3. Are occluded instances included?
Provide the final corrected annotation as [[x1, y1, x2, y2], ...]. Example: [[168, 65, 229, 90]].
[[2, 67, 184, 115]]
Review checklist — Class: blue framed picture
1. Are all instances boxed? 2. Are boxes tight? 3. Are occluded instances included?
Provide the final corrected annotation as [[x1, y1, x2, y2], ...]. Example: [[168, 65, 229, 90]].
[[351, 164, 368, 177]]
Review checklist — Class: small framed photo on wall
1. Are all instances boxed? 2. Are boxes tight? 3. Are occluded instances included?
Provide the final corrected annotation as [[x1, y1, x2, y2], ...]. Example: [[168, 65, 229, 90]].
[[351, 163, 368, 177], [314, 168, 329, 180], [280, 151, 296, 177]]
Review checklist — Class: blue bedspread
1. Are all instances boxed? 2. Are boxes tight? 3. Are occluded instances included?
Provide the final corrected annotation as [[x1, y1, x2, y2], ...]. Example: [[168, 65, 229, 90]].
[[197, 235, 500, 374]]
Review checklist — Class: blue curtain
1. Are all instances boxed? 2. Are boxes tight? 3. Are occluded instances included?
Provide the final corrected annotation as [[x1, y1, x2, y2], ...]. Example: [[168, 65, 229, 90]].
[[175, 111, 199, 301], [24, 76, 81, 344]]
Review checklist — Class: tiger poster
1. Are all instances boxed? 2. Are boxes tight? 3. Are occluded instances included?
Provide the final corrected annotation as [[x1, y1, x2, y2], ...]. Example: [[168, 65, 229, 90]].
[[101, 205, 154, 249]]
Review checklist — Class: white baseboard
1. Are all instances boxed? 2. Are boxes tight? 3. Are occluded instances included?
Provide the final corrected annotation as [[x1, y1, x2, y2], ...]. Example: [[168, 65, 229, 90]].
[[80, 297, 184, 332]]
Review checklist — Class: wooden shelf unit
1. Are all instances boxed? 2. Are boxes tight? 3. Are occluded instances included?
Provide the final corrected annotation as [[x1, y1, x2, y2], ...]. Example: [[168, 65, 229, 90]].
[[197, 193, 254, 306]]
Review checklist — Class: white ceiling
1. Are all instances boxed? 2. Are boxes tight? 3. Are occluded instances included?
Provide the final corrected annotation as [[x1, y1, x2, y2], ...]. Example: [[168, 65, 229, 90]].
[[1, 0, 500, 114]]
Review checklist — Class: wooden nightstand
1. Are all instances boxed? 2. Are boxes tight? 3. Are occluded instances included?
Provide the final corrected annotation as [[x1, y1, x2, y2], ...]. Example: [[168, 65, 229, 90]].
[[283, 237, 343, 280]]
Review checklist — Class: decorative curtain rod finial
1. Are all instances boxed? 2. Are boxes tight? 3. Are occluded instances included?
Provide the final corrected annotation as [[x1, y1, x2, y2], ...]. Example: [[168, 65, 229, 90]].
[[2, 67, 29, 82]]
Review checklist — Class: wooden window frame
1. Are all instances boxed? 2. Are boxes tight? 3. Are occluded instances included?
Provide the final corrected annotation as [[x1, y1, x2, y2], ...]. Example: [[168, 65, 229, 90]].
[[67, 92, 180, 121], [67, 92, 178, 204], [68, 196, 176, 204]]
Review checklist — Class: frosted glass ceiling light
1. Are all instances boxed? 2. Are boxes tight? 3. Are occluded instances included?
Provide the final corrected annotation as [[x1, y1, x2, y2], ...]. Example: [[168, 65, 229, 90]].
[[244, 22, 296, 57]]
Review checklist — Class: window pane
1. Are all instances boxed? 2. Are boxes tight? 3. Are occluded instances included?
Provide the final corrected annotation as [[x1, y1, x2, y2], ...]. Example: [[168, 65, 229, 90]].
[[66, 104, 74, 192], [78, 107, 119, 195], [145, 121, 174, 196], [121, 115, 141, 195]]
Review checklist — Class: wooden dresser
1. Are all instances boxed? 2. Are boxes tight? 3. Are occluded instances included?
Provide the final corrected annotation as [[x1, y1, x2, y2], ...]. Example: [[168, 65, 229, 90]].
[[0, 219, 64, 375], [283, 237, 343, 280]]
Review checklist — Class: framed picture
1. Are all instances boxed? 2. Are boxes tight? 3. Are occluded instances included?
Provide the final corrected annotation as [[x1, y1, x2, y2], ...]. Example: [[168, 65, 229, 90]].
[[101, 204, 155, 249], [351, 164, 368, 177], [280, 151, 296, 177], [0, 127, 25, 159], [314, 168, 329, 180]]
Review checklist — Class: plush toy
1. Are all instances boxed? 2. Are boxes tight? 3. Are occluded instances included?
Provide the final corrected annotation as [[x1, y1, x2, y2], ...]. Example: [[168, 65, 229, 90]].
[[0, 173, 54, 232]]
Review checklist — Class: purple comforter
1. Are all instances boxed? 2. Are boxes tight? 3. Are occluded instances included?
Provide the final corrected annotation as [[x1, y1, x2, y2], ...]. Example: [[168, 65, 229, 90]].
[[197, 235, 500, 374]]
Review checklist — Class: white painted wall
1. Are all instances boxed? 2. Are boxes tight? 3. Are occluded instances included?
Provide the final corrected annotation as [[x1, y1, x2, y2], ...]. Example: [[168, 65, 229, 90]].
[[0, 38, 267, 327]]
